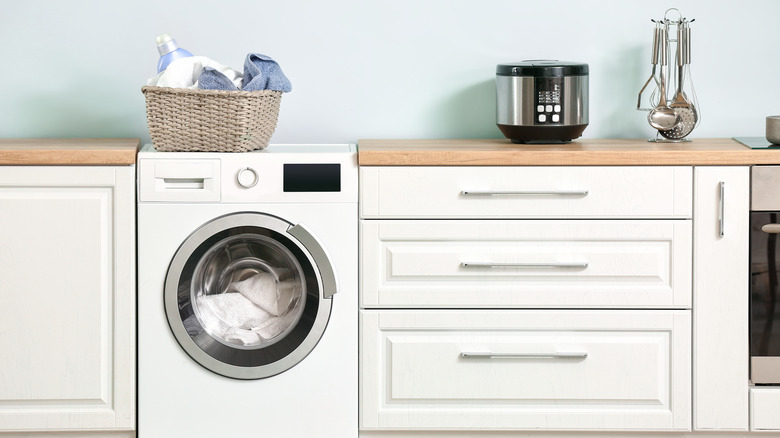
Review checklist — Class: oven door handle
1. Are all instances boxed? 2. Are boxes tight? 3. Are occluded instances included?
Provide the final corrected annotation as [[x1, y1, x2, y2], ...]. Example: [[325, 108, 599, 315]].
[[762, 224, 780, 234]]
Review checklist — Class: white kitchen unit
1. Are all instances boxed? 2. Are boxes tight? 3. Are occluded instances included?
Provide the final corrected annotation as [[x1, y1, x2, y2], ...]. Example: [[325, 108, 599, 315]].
[[359, 166, 694, 432], [693, 167, 750, 430], [0, 165, 135, 436]]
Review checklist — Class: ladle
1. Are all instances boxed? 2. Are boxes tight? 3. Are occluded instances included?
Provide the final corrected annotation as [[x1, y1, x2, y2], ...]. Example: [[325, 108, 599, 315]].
[[661, 20, 697, 139]]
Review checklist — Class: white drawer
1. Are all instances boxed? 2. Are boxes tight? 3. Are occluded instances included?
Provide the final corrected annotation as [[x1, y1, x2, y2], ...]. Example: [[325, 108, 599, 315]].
[[360, 310, 691, 431], [360, 166, 692, 219], [751, 387, 780, 430], [361, 220, 692, 308]]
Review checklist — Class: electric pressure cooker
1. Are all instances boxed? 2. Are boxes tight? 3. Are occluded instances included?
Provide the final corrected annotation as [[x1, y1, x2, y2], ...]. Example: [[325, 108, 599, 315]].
[[496, 60, 589, 143]]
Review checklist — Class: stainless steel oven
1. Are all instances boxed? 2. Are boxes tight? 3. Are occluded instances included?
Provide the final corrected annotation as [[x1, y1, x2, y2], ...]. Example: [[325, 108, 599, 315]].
[[751, 166, 780, 384]]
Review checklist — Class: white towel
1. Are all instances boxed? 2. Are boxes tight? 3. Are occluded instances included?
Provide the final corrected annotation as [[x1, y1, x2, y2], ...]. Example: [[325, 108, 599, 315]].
[[146, 55, 243, 89], [197, 292, 271, 333], [227, 272, 295, 316], [196, 291, 299, 346]]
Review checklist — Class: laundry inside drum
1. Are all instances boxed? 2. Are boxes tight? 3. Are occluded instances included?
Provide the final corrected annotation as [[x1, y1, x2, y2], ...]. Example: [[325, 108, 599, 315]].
[[189, 233, 307, 349]]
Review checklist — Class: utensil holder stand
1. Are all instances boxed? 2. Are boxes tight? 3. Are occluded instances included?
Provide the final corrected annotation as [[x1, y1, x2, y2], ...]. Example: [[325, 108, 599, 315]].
[[638, 8, 698, 141]]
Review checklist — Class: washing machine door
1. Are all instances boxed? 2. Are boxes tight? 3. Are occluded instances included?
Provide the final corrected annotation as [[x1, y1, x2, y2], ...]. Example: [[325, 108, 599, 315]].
[[164, 212, 337, 379]]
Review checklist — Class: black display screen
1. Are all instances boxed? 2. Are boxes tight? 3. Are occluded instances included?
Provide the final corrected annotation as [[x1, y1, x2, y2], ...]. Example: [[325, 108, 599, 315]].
[[283, 164, 341, 192]]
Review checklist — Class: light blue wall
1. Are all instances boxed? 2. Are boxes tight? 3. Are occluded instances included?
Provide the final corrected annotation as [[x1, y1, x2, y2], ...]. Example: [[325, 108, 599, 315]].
[[1, 0, 777, 143]]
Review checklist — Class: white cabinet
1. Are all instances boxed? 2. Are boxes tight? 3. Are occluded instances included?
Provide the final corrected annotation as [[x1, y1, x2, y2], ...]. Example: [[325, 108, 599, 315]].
[[692, 167, 749, 430], [359, 165, 693, 432], [0, 167, 135, 434], [361, 310, 691, 431]]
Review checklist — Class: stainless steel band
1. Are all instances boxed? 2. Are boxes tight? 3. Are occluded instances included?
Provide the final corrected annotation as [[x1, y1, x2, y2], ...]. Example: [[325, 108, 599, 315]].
[[496, 75, 589, 126]]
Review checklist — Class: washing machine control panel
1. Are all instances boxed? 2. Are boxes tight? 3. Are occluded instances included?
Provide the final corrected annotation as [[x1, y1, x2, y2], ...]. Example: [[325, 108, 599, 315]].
[[138, 144, 358, 204], [222, 147, 357, 203]]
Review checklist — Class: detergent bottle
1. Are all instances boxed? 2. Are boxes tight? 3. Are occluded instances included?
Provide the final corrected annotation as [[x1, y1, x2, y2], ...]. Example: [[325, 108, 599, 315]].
[[155, 33, 193, 73]]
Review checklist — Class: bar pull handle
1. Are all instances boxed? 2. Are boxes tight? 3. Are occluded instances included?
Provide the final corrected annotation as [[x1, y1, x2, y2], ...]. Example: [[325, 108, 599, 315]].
[[461, 261, 589, 269], [461, 190, 589, 196], [761, 224, 780, 234], [719, 181, 725, 237], [461, 351, 588, 359]]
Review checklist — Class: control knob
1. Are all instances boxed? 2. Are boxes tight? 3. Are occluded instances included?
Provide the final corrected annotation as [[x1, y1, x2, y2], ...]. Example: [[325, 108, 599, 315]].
[[236, 167, 259, 188]]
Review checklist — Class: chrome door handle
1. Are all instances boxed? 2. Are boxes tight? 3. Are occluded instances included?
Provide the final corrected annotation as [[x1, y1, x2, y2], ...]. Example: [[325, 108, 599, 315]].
[[762, 224, 780, 234], [461, 351, 588, 359], [461, 261, 589, 269], [719, 181, 725, 237], [288, 223, 338, 298], [460, 190, 589, 196]]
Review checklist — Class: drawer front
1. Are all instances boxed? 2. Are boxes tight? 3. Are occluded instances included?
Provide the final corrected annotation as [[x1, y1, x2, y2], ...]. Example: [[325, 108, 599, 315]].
[[360, 310, 691, 431], [361, 220, 692, 308], [360, 166, 692, 218], [751, 388, 780, 430]]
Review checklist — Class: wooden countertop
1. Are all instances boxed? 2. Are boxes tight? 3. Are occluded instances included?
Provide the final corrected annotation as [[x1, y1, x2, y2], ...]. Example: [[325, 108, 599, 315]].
[[358, 138, 780, 166], [0, 138, 140, 165]]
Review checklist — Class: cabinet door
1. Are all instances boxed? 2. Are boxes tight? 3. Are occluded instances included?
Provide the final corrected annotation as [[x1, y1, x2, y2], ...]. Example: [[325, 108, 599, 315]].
[[0, 166, 135, 431], [693, 166, 749, 430], [360, 309, 691, 431]]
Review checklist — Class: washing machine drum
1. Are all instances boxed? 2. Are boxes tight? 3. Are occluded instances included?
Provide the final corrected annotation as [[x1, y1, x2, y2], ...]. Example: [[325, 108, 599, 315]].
[[164, 212, 337, 380]]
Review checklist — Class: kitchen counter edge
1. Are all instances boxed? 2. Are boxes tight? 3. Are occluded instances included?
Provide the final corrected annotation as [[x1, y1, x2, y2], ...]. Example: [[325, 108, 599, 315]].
[[0, 138, 141, 165], [357, 138, 780, 166]]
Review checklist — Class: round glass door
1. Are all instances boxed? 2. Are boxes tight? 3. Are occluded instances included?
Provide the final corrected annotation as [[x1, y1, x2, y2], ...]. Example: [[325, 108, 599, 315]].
[[164, 212, 335, 379]]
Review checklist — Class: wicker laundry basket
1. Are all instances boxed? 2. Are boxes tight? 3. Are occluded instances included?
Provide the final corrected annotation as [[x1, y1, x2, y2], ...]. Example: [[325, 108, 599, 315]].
[[142, 86, 282, 152]]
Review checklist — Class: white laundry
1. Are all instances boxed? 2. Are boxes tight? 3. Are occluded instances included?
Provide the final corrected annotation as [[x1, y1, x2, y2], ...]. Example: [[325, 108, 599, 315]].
[[254, 308, 300, 340], [196, 290, 299, 346], [146, 55, 243, 89], [197, 292, 270, 331], [227, 272, 295, 316], [223, 326, 262, 345]]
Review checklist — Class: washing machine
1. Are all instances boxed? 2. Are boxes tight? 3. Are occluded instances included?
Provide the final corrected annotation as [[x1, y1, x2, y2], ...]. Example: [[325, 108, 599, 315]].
[[137, 144, 357, 438]]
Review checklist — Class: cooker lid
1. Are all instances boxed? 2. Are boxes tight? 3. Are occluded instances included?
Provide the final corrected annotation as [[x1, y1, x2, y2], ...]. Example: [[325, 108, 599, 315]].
[[496, 60, 588, 77]]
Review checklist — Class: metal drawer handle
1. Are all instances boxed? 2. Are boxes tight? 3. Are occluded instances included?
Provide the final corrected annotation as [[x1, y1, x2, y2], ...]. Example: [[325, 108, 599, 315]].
[[461, 261, 589, 269], [460, 190, 589, 196], [719, 181, 725, 237], [762, 224, 780, 234], [461, 351, 588, 359]]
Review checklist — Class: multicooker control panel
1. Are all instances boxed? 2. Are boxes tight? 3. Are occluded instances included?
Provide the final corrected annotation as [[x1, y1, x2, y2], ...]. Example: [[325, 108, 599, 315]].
[[534, 77, 563, 125]]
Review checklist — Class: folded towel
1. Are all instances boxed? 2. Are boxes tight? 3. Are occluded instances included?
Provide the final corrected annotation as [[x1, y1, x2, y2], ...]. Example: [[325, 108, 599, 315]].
[[146, 55, 243, 89], [242, 53, 292, 92], [227, 272, 295, 316]]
